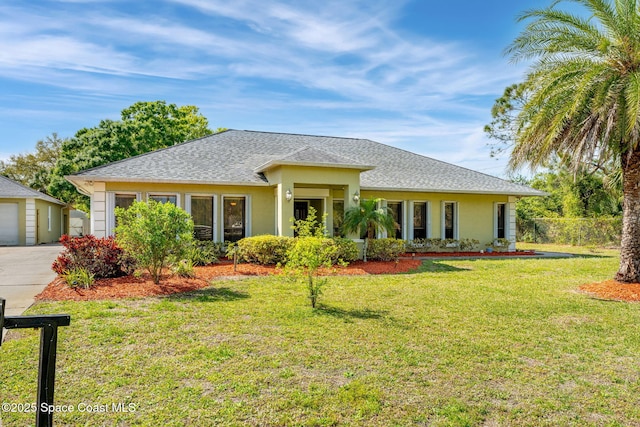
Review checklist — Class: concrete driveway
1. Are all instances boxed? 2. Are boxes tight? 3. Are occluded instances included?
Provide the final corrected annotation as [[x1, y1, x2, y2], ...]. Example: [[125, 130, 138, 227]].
[[0, 245, 62, 317]]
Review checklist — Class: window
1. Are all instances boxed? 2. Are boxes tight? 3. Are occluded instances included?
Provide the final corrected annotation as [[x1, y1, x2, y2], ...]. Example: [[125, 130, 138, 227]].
[[496, 203, 506, 239], [443, 202, 457, 239], [114, 194, 138, 229], [47, 206, 52, 232], [149, 194, 177, 205], [333, 200, 344, 237], [413, 202, 427, 239], [191, 196, 215, 241], [115, 194, 136, 210], [388, 202, 403, 239], [223, 197, 245, 242]]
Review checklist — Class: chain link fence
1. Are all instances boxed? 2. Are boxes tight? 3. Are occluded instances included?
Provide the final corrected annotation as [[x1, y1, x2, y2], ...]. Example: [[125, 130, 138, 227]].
[[518, 217, 622, 246]]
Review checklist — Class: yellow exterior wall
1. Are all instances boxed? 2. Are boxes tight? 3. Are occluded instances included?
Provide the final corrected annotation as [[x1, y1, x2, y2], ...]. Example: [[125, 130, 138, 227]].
[[0, 198, 64, 245], [104, 182, 276, 238], [362, 190, 510, 246], [92, 179, 514, 248], [35, 199, 64, 244]]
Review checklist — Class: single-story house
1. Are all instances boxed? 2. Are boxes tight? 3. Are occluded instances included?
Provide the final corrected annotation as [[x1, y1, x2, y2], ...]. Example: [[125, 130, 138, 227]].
[[0, 175, 67, 246], [66, 130, 545, 251]]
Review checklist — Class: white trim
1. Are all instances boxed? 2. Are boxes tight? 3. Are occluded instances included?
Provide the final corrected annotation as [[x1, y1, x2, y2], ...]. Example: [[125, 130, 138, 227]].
[[441, 201, 458, 240], [410, 200, 430, 240], [221, 194, 251, 241], [106, 192, 141, 236], [494, 202, 507, 239], [186, 193, 218, 241], [47, 206, 52, 232], [25, 198, 36, 245], [386, 200, 407, 240]]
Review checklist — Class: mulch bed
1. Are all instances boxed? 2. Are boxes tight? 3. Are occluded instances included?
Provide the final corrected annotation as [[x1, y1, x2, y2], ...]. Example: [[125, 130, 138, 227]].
[[35, 259, 423, 301], [579, 280, 640, 302]]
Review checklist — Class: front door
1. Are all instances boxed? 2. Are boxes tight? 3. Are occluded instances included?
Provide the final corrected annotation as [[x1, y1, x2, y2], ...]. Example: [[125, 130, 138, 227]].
[[294, 201, 309, 222]]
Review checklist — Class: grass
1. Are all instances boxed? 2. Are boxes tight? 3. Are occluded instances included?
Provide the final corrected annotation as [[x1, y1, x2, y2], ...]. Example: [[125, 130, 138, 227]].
[[1, 245, 639, 426]]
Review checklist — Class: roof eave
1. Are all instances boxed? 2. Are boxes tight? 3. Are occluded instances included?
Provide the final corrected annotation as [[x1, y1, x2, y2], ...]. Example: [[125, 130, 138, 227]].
[[361, 186, 547, 197], [65, 175, 271, 193]]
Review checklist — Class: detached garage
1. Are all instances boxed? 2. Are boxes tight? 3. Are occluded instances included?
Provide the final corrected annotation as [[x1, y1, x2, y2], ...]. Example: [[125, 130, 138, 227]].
[[0, 176, 67, 246]]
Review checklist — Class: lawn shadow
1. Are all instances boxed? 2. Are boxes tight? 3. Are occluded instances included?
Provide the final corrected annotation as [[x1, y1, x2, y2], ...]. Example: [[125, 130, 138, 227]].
[[315, 304, 387, 320], [417, 260, 472, 273], [169, 286, 250, 302]]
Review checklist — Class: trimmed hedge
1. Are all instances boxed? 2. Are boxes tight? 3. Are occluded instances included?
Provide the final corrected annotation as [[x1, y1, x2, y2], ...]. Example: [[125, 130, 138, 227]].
[[236, 235, 294, 265], [235, 235, 359, 266], [366, 238, 406, 261]]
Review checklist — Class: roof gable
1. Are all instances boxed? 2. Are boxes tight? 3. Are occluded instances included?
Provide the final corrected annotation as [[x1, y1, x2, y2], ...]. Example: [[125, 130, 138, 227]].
[[0, 175, 65, 205]]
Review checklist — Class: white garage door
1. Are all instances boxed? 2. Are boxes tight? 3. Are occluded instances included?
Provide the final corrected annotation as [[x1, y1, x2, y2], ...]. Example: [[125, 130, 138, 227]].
[[0, 203, 19, 245]]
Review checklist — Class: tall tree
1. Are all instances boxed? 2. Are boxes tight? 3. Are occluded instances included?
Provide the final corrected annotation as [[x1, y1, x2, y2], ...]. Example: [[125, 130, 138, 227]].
[[341, 198, 395, 262], [48, 101, 216, 209], [505, 0, 640, 282], [0, 133, 66, 192]]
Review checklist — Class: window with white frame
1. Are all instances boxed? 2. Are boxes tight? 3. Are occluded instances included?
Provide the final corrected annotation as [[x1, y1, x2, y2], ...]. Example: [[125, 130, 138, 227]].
[[442, 201, 458, 239], [413, 202, 428, 239], [388, 201, 403, 239], [223, 196, 247, 242], [333, 200, 344, 237], [107, 192, 140, 236], [189, 195, 216, 241], [495, 203, 506, 239]]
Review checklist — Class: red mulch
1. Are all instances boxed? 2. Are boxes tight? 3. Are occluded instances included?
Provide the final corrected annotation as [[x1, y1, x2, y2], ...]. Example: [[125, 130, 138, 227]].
[[579, 280, 640, 302], [35, 260, 423, 301]]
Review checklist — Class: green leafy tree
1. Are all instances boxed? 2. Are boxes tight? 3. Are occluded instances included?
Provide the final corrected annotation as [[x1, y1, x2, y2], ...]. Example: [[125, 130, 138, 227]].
[[49, 100, 216, 209], [341, 198, 395, 262], [504, 0, 640, 282], [0, 133, 66, 192], [114, 200, 194, 284], [286, 207, 337, 308]]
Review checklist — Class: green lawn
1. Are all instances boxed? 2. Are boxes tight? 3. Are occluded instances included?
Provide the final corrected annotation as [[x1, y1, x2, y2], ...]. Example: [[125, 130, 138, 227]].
[[2, 246, 639, 426]]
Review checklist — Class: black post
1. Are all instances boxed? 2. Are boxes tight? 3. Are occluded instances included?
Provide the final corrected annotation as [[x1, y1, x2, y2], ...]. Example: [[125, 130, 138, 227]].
[[1, 298, 70, 427]]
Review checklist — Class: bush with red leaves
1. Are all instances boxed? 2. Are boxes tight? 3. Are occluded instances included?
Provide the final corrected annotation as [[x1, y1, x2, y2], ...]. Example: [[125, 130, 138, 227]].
[[52, 235, 136, 278]]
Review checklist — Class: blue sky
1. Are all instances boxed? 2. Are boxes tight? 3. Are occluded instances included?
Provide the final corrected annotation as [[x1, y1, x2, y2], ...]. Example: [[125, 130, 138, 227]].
[[0, 0, 550, 177]]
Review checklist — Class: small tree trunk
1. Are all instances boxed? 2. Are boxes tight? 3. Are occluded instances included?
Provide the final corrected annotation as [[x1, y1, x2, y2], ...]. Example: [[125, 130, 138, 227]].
[[363, 238, 368, 262], [616, 149, 640, 283]]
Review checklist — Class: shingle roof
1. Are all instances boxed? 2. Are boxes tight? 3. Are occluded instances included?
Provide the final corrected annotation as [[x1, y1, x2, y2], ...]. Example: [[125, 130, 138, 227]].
[[0, 175, 65, 205], [67, 130, 545, 196]]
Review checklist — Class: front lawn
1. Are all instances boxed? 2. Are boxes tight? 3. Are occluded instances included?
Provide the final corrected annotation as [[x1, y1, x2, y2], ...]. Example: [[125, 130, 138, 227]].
[[1, 248, 639, 426]]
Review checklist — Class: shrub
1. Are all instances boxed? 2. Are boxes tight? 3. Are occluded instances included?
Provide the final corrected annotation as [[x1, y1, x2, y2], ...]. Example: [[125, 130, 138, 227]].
[[52, 234, 135, 278], [366, 238, 405, 261], [486, 238, 512, 252], [115, 200, 194, 284], [236, 235, 294, 265], [331, 237, 359, 263], [172, 259, 195, 278], [186, 241, 220, 266], [63, 267, 95, 289], [458, 238, 480, 251]]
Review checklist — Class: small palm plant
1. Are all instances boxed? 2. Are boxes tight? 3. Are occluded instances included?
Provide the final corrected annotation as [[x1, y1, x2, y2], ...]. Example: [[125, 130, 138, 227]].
[[341, 198, 396, 262]]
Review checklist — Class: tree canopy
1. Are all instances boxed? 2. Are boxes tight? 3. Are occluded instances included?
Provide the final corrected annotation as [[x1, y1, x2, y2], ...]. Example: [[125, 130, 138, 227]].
[[0, 133, 66, 192], [48, 100, 216, 209], [503, 0, 640, 282]]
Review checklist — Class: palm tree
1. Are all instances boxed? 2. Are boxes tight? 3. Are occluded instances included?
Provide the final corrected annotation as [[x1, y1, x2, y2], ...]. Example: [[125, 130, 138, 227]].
[[506, 0, 640, 282], [341, 198, 396, 262]]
